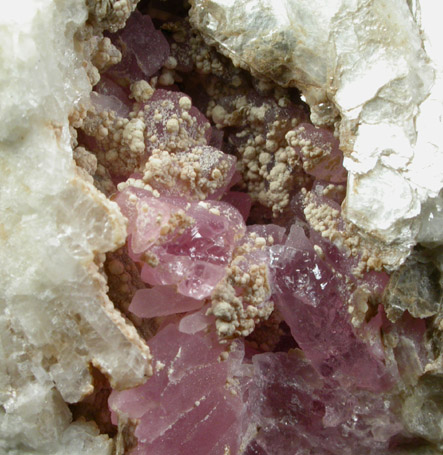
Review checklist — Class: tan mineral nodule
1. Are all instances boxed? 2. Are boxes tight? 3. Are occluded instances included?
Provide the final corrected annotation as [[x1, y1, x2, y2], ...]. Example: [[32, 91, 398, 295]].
[[0, 0, 150, 453], [190, 0, 443, 268]]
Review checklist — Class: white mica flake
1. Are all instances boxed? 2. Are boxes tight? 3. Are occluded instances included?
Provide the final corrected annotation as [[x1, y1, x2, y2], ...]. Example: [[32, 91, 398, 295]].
[[190, 0, 443, 266], [0, 0, 151, 452]]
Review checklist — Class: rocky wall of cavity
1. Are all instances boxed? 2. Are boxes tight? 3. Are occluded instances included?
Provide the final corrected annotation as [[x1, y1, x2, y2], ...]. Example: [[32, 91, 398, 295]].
[[0, 1, 151, 453]]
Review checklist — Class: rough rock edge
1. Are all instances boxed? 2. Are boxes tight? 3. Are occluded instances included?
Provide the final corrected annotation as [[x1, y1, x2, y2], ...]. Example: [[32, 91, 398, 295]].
[[0, 0, 151, 453]]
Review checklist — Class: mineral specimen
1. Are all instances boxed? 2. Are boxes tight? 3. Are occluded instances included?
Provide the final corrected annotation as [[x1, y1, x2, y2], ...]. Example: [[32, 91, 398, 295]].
[[383, 253, 442, 322], [106, 10, 170, 83], [2, 1, 443, 454], [270, 231, 391, 392], [245, 350, 402, 455]]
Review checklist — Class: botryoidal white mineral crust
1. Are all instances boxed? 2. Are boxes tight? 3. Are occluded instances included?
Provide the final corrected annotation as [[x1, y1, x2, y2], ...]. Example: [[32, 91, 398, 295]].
[[190, 0, 443, 267], [0, 1, 150, 453]]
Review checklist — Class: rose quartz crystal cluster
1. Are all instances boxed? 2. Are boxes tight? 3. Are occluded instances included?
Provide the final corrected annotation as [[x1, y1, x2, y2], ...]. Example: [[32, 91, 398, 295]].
[[116, 188, 245, 300], [270, 228, 392, 392], [76, 9, 434, 455], [109, 325, 247, 455], [245, 353, 398, 455]]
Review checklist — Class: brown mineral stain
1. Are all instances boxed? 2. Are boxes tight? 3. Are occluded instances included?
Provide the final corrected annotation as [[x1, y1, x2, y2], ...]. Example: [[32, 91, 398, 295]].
[[0, 223, 8, 242], [47, 121, 64, 142]]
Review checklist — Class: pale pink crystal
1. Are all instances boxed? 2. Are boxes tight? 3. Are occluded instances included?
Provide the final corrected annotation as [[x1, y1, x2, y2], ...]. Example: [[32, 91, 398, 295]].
[[109, 324, 247, 455], [221, 191, 252, 221], [130, 285, 204, 318], [94, 75, 132, 117], [141, 256, 226, 300], [248, 224, 287, 245], [115, 189, 186, 254], [115, 187, 246, 299], [178, 305, 215, 334], [91, 90, 130, 119], [285, 224, 314, 251]]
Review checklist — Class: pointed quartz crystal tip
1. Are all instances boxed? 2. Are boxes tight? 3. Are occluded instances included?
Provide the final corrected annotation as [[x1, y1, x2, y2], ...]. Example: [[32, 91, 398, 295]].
[[270, 228, 392, 392], [130, 285, 204, 318]]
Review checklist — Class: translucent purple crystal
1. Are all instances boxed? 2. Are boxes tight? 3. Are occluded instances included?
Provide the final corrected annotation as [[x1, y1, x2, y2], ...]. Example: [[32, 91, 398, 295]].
[[270, 231, 392, 392], [106, 10, 170, 82], [246, 350, 402, 455]]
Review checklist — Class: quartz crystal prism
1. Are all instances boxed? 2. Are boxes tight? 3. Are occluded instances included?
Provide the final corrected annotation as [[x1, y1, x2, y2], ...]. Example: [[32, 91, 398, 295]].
[[115, 187, 246, 299], [270, 233, 391, 391], [109, 324, 247, 455], [130, 285, 204, 318]]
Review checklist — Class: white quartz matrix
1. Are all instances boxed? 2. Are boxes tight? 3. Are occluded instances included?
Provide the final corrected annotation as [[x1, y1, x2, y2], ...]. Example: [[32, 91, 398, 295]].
[[0, 0, 150, 453]]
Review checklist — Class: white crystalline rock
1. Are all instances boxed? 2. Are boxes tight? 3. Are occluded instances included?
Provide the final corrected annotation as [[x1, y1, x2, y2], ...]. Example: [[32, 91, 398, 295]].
[[0, 0, 150, 452], [190, 0, 443, 266], [4, 420, 114, 455]]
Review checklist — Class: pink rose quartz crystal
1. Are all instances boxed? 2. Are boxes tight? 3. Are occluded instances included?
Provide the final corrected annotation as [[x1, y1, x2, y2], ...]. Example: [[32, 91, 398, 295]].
[[109, 324, 247, 455], [244, 350, 402, 455], [115, 187, 246, 299], [270, 237, 392, 392], [130, 285, 204, 318]]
